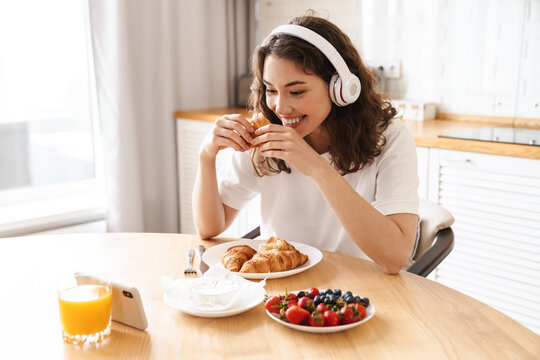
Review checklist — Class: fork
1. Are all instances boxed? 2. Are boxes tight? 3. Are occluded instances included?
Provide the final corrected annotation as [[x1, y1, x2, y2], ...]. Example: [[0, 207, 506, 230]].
[[184, 249, 197, 275]]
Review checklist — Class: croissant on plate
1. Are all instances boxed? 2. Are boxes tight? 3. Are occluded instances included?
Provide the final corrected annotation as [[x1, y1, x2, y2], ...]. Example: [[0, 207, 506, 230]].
[[239, 249, 308, 273], [221, 245, 257, 272], [258, 236, 296, 252]]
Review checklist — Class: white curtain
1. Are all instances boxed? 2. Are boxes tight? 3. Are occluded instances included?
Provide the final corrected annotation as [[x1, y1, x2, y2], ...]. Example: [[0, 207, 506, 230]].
[[88, 0, 250, 232]]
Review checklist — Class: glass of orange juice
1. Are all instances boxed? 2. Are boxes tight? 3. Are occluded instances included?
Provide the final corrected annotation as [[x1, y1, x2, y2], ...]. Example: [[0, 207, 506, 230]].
[[57, 275, 112, 345]]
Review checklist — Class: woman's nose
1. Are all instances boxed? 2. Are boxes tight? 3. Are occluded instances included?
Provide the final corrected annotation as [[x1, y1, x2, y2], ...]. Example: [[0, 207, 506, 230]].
[[274, 94, 291, 114]]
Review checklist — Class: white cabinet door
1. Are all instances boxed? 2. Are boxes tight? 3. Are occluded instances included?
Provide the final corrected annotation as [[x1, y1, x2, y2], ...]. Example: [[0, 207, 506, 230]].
[[176, 118, 260, 237], [416, 147, 429, 199], [428, 149, 540, 334], [176, 118, 209, 235]]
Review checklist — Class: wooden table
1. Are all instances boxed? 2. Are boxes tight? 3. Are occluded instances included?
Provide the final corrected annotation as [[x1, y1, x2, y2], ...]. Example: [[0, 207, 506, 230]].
[[1, 233, 538, 359]]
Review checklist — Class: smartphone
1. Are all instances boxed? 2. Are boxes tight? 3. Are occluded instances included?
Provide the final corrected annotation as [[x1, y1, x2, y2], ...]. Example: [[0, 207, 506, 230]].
[[73, 272, 148, 331]]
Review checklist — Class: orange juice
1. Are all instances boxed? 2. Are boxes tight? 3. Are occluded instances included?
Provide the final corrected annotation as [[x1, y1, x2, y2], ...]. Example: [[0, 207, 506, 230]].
[[58, 284, 112, 336]]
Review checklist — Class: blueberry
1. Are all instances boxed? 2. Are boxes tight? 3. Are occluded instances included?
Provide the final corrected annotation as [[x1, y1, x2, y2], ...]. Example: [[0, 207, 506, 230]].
[[324, 296, 332, 305], [323, 288, 333, 295], [343, 291, 353, 298], [354, 295, 362, 303], [313, 295, 322, 305], [333, 289, 342, 297], [297, 291, 306, 298], [344, 296, 354, 304], [360, 297, 370, 307]]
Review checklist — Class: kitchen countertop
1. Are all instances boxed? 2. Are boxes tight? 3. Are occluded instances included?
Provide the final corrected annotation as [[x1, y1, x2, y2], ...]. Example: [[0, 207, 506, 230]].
[[175, 108, 540, 160]]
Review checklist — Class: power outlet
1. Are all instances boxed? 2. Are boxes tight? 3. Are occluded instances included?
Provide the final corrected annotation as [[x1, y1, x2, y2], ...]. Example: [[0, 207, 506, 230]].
[[376, 61, 401, 79]]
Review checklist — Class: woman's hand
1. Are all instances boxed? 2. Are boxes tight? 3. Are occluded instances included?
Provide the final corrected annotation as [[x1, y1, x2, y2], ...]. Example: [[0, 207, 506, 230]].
[[200, 114, 255, 159], [251, 124, 324, 176]]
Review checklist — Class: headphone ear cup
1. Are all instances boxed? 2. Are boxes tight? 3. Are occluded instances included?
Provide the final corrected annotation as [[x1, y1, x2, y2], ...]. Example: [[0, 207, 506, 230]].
[[329, 74, 338, 105], [329, 73, 361, 106], [329, 74, 346, 107], [328, 74, 348, 106], [342, 75, 361, 104]]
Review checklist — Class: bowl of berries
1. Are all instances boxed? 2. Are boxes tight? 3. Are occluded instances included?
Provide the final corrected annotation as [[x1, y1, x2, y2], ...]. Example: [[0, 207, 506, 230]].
[[264, 287, 375, 333]]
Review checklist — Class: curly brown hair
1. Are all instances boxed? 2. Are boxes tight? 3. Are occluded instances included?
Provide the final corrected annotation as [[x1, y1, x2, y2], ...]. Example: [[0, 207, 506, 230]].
[[248, 14, 397, 176]]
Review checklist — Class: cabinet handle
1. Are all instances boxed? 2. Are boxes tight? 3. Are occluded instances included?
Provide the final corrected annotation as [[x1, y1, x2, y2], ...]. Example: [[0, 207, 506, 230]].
[[441, 158, 472, 165]]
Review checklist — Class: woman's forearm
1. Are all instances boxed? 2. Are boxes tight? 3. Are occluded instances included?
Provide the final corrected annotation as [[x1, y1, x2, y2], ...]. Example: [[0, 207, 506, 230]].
[[193, 114, 253, 238], [310, 158, 416, 274], [192, 154, 227, 239]]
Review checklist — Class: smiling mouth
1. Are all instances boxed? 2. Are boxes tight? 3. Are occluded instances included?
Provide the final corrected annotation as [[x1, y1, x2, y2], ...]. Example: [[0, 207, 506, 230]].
[[281, 115, 306, 126]]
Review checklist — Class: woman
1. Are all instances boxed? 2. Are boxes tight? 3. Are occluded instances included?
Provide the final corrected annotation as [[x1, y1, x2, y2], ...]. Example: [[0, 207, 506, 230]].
[[193, 15, 419, 274]]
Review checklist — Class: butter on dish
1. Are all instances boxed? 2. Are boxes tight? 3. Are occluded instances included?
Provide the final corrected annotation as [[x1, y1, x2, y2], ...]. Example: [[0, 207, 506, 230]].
[[160, 266, 266, 312]]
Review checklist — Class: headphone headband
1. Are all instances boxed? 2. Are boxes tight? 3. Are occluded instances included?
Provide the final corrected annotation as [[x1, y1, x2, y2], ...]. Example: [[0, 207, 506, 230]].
[[267, 24, 361, 106], [269, 25, 352, 83]]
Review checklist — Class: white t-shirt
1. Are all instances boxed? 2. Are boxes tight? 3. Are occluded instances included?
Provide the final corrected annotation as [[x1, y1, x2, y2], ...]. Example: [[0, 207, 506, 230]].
[[218, 120, 419, 261]]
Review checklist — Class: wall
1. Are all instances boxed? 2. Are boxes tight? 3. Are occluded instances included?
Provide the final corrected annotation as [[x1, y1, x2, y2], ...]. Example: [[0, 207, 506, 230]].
[[256, 0, 540, 121]]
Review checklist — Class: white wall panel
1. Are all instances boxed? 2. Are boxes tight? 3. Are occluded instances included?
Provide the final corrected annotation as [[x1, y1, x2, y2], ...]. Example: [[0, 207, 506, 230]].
[[257, 0, 540, 122]]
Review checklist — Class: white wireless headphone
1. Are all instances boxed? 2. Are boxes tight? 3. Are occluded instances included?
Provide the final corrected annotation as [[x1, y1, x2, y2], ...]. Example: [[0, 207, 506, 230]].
[[267, 24, 361, 107]]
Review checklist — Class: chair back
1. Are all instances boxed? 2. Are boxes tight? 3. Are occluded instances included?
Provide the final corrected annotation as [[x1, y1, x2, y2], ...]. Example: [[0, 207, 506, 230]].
[[414, 199, 455, 260], [406, 199, 455, 277]]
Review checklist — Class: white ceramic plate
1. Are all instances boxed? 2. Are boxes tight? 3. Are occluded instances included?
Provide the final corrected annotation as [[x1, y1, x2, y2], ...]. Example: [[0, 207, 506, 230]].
[[163, 286, 265, 318], [266, 303, 375, 333], [202, 239, 323, 280]]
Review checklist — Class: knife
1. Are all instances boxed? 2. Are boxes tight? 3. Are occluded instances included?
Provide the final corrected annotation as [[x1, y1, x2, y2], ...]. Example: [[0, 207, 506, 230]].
[[196, 244, 209, 274]]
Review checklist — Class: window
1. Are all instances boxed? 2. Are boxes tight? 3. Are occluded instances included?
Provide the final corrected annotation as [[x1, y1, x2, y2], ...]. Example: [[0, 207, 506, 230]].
[[0, 0, 105, 236]]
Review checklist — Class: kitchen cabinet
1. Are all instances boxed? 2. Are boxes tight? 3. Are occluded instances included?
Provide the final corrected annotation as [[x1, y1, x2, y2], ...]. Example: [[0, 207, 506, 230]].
[[176, 118, 260, 237], [420, 148, 540, 334]]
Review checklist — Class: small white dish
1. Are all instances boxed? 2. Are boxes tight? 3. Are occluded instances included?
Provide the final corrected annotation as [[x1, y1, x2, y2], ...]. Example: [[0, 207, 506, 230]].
[[265, 304, 375, 333], [202, 239, 323, 280], [163, 285, 265, 318]]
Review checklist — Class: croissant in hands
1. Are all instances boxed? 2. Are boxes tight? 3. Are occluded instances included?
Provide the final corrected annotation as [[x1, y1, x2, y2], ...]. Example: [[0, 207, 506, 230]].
[[249, 112, 270, 131], [249, 113, 270, 148]]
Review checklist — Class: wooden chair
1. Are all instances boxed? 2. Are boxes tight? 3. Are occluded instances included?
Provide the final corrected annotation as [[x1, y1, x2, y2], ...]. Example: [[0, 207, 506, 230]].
[[241, 199, 455, 278]]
